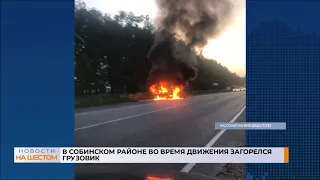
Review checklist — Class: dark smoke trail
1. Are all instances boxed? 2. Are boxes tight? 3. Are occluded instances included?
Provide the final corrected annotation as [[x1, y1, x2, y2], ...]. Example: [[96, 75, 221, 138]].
[[147, 0, 235, 86]]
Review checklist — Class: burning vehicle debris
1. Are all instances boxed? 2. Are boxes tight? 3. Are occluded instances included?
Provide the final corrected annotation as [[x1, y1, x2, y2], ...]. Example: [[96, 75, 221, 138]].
[[147, 0, 234, 100], [146, 31, 196, 100], [149, 80, 184, 100]]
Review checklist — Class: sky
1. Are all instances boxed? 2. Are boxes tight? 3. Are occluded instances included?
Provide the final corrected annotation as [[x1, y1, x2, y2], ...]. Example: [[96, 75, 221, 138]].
[[83, 0, 246, 77]]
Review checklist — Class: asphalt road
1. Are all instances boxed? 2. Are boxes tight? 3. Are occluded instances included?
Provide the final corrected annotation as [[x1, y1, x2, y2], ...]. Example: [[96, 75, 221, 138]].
[[75, 92, 246, 179]]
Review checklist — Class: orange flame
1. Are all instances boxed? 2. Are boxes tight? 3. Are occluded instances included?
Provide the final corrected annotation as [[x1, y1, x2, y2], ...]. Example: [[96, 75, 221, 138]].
[[149, 81, 184, 100], [145, 176, 174, 180]]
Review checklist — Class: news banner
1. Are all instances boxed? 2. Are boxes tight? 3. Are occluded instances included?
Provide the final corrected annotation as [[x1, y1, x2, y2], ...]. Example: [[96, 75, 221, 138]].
[[14, 147, 289, 163]]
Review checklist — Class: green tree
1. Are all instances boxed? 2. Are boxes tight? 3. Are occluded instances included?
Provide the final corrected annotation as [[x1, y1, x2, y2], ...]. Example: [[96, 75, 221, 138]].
[[74, 0, 244, 95]]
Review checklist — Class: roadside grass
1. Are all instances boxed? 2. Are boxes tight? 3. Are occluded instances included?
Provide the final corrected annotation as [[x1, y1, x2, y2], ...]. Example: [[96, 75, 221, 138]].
[[75, 94, 131, 109], [75, 90, 226, 109], [189, 89, 223, 96], [75, 93, 153, 109]]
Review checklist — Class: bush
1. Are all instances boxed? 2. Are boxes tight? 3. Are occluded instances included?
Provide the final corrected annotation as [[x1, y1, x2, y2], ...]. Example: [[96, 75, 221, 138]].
[[189, 89, 221, 95], [128, 92, 153, 101], [75, 90, 221, 109], [75, 93, 130, 108]]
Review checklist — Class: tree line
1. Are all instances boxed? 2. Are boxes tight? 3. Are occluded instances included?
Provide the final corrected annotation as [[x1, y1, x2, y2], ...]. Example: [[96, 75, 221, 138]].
[[74, 1, 245, 95]]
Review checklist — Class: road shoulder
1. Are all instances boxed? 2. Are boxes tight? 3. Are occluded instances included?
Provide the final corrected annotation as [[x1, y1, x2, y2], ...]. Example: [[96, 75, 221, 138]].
[[189, 110, 246, 180]]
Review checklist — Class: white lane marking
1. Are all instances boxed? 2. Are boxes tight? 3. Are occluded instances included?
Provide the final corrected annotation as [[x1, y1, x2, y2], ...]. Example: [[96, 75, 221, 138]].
[[180, 105, 246, 173], [75, 97, 217, 131], [75, 103, 153, 116], [75, 94, 223, 116]]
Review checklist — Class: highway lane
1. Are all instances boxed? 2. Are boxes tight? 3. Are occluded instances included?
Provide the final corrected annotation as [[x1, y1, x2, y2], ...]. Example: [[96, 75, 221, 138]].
[[75, 92, 246, 178]]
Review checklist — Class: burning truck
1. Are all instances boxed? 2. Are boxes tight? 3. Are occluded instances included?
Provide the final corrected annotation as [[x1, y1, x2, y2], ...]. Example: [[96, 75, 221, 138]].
[[149, 81, 186, 100], [146, 0, 234, 100], [147, 31, 196, 100]]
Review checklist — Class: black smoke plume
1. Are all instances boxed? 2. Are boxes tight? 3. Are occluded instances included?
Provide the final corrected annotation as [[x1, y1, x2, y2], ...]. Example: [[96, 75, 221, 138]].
[[147, 0, 235, 86]]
